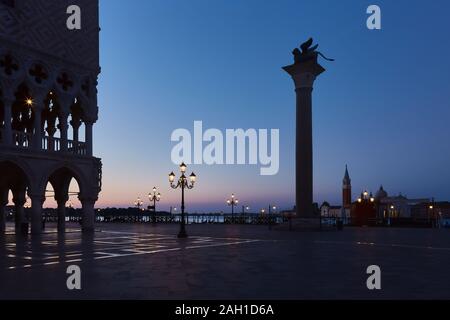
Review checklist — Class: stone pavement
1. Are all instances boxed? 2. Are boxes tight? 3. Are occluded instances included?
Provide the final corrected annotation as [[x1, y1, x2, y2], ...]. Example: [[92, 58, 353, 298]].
[[0, 222, 449, 299]]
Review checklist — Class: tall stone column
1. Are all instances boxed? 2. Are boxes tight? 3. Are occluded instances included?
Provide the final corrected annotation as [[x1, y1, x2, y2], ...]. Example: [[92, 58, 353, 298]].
[[283, 39, 328, 218], [30, 194, 45, 235]]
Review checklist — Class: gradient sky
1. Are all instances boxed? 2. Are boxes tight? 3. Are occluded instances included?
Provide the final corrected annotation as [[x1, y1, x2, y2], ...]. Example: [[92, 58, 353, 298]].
[[55, 0, 450, 212]]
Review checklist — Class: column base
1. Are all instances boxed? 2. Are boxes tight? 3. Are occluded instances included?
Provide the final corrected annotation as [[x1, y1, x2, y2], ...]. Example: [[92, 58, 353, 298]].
[[177, 225, 188, 238], [82, 225, 95, 233], [276, 217, 322, 231]]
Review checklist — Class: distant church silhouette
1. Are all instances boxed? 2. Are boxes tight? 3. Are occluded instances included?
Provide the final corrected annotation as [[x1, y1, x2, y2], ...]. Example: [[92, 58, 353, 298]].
[[0, 0, 101, 234]]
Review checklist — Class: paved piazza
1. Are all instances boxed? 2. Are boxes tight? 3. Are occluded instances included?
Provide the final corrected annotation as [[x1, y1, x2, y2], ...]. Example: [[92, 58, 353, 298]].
[[1, 223, 449, 299]]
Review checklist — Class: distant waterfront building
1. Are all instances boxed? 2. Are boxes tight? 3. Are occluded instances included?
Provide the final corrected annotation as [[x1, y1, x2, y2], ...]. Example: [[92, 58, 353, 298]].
[[322, 166, 448, 227], [349, 185, 449, 226], [374, 186, 429, 219], [320, 202, 344, 217]]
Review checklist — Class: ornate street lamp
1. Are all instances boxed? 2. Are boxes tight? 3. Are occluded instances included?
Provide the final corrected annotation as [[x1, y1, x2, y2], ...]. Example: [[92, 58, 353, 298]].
[[169, 162, 196, 238], [226, 193, 239, 222], [389, 205, 394, 226], [429, 204, 434, 227], [148, 187, 161, 224], [268, 205, 277, 229], [135, 197, 143, 210]]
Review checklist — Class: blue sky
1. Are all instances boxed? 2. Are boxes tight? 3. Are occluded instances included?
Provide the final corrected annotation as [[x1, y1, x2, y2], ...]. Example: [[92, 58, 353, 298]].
[[91, 0, 450, 212]]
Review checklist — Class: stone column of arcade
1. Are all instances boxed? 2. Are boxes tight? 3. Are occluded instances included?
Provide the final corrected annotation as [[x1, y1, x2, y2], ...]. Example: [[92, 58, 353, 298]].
[[45, 119, 57, 152], [58, 95, 73, 153], [2, 96, 13, 146], [13, 191, 26, 233], [0, 189, 7, 233], [85, 121, 94, 157], [70, 114, 82, 153], [80, 196, 96, 232], [56, 196, 68, 232], [30, 194, 45, 235], [59, 112, 69, 153], [283, 39, 332, 221], [32, 102, 44, 151]]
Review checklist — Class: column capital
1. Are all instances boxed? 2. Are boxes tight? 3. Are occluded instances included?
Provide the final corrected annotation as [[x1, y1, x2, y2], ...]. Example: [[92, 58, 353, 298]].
[[79, 195, 98, 204], [57, 111, 69, 133], [28, 194, 46, 204], [55, 195, 69, 206], [2, 94, 15, 106], [57, 105, 70, 118], [283, 60, 325, 89], [12, 198, 26, 207], [84, 119, 95, 126], [58, 93, 75, 105], [30, 90, 49, 111], [46, 126, 57, 137], [12, 190, 27, 206], [70, 117, 82, 130], [57, 94, 75, 115], [0, 78, 20, 100], [83, 106, 99, 125], [292, 73, 317, 89]]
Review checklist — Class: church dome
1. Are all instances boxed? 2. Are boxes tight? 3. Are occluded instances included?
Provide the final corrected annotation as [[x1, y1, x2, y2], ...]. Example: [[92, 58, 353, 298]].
[[320, 201, 330, 208], [375, 185, 388, 199]]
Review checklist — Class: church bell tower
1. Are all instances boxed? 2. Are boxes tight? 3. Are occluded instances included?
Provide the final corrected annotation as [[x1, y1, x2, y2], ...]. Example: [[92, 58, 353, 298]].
[[342, 165, 352, 208]]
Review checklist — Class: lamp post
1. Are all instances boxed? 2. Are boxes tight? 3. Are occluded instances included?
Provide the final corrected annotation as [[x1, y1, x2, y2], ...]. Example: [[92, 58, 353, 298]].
[[428, 204, 434, 227], [227, 194, 239, 223], [169, 162, 196, 238], [268, 205, 277, 230], [134, 197, 144, 223], [389, 205, 394, 226], [148, 187, 161, 224], [135, 197, 143, 210]]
